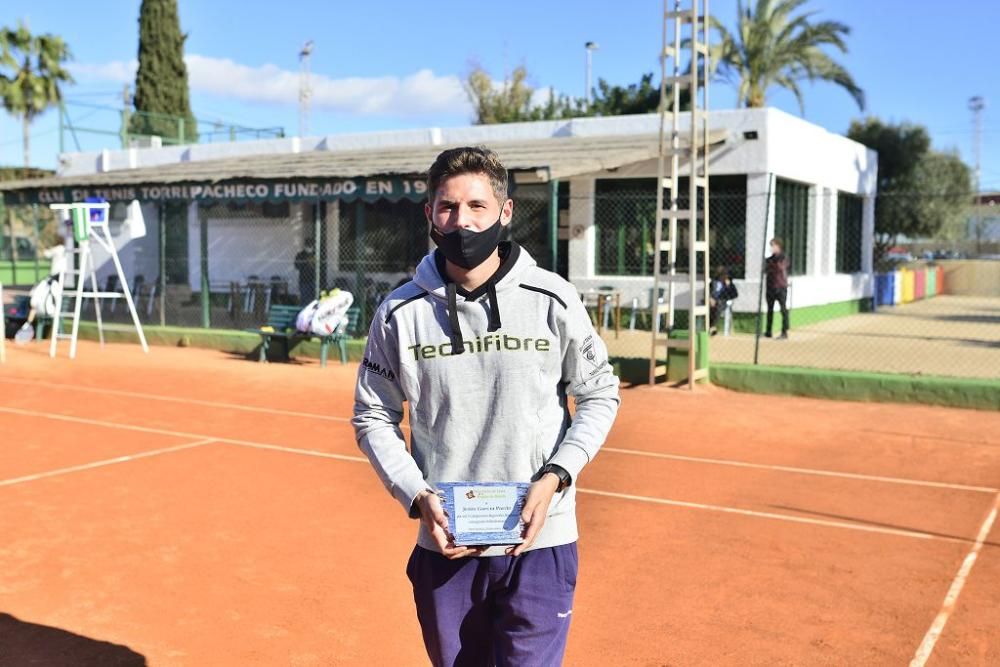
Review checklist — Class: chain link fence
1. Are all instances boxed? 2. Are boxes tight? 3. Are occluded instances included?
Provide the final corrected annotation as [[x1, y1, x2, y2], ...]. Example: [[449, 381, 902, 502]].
[[3, 184, 997, 382], [0, 187, 561, 340], [588, 185, 998, 382]]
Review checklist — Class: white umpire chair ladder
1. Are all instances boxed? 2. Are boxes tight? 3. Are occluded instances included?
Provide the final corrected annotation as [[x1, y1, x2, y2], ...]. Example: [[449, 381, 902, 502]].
[[49, 202, 149, 359], [649, 0, 712, 388]]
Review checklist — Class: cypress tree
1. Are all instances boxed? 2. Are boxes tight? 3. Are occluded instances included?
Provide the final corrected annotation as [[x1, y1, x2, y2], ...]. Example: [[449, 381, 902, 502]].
[[129, 0, 198, 142]]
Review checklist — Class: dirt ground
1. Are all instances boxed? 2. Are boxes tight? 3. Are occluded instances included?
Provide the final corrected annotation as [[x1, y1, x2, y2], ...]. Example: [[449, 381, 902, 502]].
[[0, 340, 998, 665]]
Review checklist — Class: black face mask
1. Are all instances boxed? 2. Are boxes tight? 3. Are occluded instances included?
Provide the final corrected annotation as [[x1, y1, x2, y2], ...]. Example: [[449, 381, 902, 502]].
[[430, 216, 504, 269]]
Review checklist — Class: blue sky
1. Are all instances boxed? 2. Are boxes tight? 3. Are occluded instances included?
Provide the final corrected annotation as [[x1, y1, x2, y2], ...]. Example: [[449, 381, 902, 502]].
[[2, 0, 998, 189]]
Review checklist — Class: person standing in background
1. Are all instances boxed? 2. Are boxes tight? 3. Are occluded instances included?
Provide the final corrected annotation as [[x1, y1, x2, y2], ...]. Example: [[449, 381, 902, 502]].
[[765, 238, 790, 339], [295, 238, 317, 305]]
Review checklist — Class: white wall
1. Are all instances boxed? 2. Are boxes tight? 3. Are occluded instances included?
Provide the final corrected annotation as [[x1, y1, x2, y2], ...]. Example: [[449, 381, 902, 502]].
[[186, 204, 308, 295], [87, 202, 159, 291], [562, 108, 878, 312], [60, 107, 879, 313]]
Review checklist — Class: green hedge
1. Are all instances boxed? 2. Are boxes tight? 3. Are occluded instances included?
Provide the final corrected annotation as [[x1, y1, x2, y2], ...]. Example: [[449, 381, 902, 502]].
[[710, 363, 999, 412]]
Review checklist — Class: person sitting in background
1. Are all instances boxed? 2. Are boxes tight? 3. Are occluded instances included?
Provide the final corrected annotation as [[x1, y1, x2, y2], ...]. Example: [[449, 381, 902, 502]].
[[764, 238, 790, 339], [710, 267, 738, 336]]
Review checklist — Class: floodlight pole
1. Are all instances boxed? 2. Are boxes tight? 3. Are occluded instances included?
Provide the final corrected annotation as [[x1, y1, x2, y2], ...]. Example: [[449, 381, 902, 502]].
[[969, 96, 985, 253], [584, 42, 599, 105], [299, 40, 315, 138]]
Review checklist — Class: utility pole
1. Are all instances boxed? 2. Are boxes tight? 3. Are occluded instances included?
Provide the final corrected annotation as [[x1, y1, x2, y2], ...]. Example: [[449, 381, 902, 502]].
[[969, 96, 985, 254], [584, 42, 599, 105], [121, 84, 132, 148], [299, 40, 314, 138]]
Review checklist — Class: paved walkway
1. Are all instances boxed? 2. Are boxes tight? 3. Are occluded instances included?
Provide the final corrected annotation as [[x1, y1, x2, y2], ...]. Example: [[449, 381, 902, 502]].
[[606, 296, 1000, 380]]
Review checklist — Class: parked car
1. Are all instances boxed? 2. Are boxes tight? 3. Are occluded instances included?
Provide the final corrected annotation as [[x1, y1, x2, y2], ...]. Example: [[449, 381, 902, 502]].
[[885, 251, 913, 263]]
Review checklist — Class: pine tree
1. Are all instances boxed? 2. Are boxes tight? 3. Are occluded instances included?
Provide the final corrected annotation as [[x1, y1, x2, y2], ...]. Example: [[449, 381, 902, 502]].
[[129, 0, 198, 142]]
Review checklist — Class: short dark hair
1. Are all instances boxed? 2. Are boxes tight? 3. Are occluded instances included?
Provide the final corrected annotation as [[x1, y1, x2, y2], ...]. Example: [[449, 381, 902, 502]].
[[770, 237, 784, 251], [427, 146, 508, 205]]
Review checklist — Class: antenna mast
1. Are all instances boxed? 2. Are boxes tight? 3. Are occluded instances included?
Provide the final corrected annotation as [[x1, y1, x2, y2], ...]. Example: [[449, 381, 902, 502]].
[[299, 40, 315, 137]]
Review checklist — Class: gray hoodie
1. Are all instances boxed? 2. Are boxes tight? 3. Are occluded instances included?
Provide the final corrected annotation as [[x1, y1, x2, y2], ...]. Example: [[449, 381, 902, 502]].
[[352, 242, 620, 555]]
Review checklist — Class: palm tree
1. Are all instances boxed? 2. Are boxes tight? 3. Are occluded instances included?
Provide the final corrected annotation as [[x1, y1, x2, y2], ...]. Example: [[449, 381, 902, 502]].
[[0, 21, 73, 168], [710, 0, 864, 112]]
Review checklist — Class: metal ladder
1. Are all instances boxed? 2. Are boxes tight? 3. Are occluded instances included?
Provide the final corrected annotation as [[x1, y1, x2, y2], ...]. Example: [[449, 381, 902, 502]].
[[649, 0, 712, 388], [49, 203, 149, 359]]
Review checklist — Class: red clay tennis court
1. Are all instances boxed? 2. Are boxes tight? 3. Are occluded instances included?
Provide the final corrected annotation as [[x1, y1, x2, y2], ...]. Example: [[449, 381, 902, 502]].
[[0, 340, 997, 666]]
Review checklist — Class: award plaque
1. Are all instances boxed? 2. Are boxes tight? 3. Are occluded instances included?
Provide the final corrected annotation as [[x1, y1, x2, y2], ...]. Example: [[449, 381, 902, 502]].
[[437, 481, 530, 546]]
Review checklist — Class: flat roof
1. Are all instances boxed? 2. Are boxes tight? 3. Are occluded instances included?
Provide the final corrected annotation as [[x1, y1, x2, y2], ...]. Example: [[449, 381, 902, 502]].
[[0, 130, 727, 193]]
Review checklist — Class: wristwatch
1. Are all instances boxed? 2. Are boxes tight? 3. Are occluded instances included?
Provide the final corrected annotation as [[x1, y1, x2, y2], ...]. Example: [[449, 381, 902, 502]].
[[540, 464, 572, 491]]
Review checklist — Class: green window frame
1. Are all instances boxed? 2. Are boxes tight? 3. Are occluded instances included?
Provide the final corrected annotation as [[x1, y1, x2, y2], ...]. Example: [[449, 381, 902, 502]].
[[594, 178, 657, 276], [836, 192, 863, 273], [774, 178, 809, 275]]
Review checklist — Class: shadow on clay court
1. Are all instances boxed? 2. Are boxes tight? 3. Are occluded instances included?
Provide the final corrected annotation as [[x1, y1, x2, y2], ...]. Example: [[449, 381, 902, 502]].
[[0, 613, 147, 666], [219, 349, 315, 365], [768, 505, 1000, 549]]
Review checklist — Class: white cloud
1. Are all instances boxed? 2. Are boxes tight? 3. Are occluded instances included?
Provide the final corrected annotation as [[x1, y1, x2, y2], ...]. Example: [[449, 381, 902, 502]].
[[69, 55, 470, 117], [70, 59, 138, 82]]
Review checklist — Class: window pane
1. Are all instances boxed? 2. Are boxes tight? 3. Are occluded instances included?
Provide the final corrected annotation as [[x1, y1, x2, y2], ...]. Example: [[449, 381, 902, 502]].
[[595, 178, 657, 276], [774, 178, 809, 275], [836, 192, 863, 273], [338, 199, 427, 273], [510, 183, 552, 270], [594, 176, 747, 278]]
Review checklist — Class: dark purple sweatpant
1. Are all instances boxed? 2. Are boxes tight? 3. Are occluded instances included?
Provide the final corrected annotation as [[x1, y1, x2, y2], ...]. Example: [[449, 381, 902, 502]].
[[406, 543, 578, 667]]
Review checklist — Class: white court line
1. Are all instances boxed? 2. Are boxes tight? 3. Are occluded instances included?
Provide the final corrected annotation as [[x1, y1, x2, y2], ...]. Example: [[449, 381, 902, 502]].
[[576, 488, 970, 544], [0, 406, 368, 465], [0, 438, 214, 488], [909, 492, 1000, 667], [0, 376, 383, 427], [3, 377, 983, 494], [0, 405, 977, 545], [602, 447, 999, 494], [215, 440, 367, 464]]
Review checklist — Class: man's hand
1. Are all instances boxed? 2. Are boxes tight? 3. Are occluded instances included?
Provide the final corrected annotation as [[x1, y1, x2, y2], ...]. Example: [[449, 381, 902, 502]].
[[413, 490, 484, 560], [508, 473, 561, 556]]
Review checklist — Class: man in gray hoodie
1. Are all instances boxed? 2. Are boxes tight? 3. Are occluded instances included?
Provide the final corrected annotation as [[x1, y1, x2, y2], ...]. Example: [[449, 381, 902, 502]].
[[353, 146, 620, 666]]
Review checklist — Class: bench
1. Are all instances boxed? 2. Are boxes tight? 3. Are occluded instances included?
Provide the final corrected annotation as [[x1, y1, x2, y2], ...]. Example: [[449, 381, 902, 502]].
[[245, 304, 359, 367]]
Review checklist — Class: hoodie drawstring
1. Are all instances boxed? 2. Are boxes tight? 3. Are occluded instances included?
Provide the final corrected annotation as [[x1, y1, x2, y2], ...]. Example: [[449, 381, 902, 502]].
[[446, 281, 502, 354], [486, 283, 502, 332], [446, 281, 465, 355]]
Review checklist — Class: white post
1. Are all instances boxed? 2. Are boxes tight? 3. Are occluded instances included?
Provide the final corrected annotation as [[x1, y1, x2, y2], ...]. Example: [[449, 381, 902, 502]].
[[68, 240, 88, 359], [744, 173, 774, 285], [567, 177, 596, 282], [89, 244, 105, 347], [823, 188, 839, 275], [95, 224, 149, 353], [49, 249, 66, 358], [861, 194, 876, 296], [806, 185, 823, 276]]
